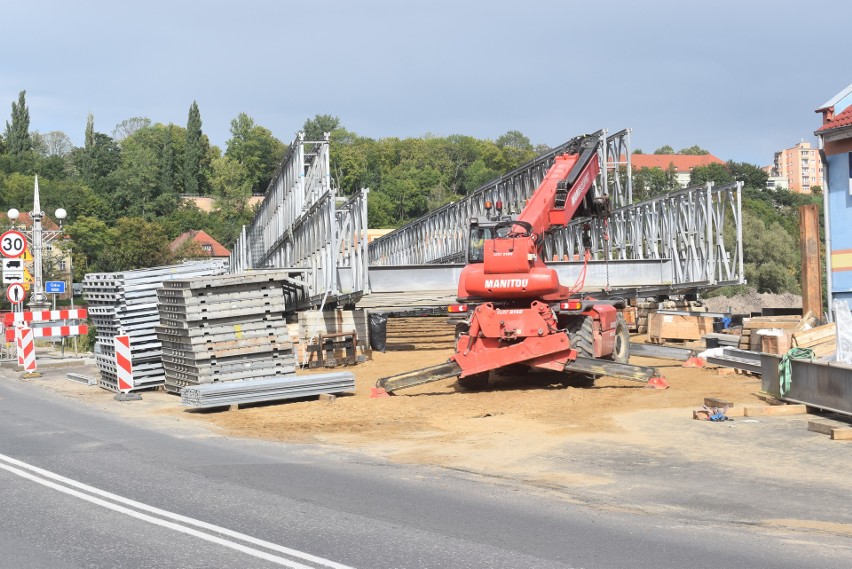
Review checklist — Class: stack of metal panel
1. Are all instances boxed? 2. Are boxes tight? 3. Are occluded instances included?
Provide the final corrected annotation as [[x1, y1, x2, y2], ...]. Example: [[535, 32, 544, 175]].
[[155, 271, 299, 394], [83, 261, 227, 392], [181, 372, 355, 409]]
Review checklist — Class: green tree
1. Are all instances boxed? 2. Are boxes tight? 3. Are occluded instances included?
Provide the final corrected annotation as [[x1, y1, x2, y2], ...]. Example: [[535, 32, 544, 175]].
[[727, 161, 768, 190], [690, 162, 734, 186], [653, 145, 674, 154], [678, 145, 709, 155], [4, 90, 32, 156], [225, 113, 286, 195], [73, 131, 121, 194], [303, 114, 340, 140], [96, 217, 175, 271], [209, 155, 252, 213], [84, 113, 95, 150], [184, 101, 204, 196]]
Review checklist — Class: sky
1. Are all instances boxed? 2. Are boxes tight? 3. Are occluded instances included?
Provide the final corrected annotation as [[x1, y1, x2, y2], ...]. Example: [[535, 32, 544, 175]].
[[2, 0, 851, 166]]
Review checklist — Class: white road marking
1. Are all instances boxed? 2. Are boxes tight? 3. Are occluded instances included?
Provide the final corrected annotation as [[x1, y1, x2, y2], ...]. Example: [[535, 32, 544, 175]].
[[0, 452, 355, 569]]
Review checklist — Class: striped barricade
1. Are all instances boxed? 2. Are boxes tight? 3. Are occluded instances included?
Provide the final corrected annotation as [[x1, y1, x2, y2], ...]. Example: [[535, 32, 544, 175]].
[[15, 326, 37, 372], [114, 335, 134, 392], [3, 309, 87, 326], [4, 325, 89, 342]]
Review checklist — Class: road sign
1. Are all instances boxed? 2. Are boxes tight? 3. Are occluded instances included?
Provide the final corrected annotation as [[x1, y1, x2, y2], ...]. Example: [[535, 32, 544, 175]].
[[0, 230, 28, 258], [45, 281, 66, 294], [6, 282, 26, 304], [2, 258, 23, 272], [2, 271, 24, 284]]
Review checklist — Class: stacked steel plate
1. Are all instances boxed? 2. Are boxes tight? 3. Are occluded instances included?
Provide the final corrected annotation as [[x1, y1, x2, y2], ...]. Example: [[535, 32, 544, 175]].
[[155, 271, 298, 393], [83, 261, 227, 392], [180, 372, 355, 409]]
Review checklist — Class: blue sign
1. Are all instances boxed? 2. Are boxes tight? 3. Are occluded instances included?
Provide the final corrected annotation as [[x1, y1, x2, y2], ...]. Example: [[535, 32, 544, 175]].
[[45, 281, 66, 294]]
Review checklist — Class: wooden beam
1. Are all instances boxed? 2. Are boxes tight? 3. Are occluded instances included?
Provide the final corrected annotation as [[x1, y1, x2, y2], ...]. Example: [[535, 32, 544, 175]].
[[799, 204, 823, 321]]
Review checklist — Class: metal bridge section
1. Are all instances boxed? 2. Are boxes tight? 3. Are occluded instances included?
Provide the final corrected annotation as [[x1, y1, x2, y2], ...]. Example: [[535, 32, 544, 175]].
[[367, 128, 744, 294], [229, 133, 370, 308], [542, 181, 745, 290], [368, 129, 633, 266]]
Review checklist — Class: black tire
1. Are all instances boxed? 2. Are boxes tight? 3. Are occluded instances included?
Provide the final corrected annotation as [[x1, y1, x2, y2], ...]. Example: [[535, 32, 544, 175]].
[[611, 315, 630, 364], [454, 322, 489, 390], [567, 316, 595, 359]]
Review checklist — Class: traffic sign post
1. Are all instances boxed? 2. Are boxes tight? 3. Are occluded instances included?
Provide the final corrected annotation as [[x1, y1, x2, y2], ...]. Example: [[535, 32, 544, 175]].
[[45, 281, 66, 294], [6, 283, 26, 305], [0, 230, 28, 258]]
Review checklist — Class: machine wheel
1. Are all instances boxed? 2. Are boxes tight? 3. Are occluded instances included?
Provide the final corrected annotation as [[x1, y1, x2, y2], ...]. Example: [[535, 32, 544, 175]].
[[610, 315, 630, 364], [568, 316, 595, 359], [454, 322, 490, 391]]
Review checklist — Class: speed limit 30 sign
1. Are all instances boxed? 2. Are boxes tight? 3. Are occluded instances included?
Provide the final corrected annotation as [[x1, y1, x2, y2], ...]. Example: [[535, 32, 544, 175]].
[[0, 230, 27, 258]]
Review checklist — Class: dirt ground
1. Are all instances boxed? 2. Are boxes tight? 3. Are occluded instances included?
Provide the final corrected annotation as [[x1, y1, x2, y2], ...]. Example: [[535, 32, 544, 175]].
[[20, 317, 766, 486], [177, 317, 762, 479]]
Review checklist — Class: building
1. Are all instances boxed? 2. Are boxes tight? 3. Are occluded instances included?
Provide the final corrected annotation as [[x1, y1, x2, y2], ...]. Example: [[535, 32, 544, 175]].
[[815, 83, 852, 306], [770, 142, 823, 193], [169, 230, 230, 266], [630, 153, 725, 189]]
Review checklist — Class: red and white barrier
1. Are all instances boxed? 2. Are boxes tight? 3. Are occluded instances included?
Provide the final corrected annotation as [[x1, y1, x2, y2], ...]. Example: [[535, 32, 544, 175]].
[[3, 309, 87, 326], [14, 326, 24, 366], [16, 326, 36, 372], [114, 335, 133, 392], [4, 325, 88, 342]]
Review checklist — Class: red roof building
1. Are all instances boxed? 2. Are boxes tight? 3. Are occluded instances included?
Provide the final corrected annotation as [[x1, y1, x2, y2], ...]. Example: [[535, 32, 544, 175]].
[[169, 230, 230, 259], [630, 154, 725, 188]]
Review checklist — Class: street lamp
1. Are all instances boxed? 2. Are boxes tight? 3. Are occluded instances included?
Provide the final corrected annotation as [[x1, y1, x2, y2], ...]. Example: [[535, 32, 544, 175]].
[[7, 176, 68, 311]]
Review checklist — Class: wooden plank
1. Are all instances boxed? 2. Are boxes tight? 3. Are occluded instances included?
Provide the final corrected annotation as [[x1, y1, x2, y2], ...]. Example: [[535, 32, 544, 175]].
[[800, 205, 823, 321], [743, 404, 808, 417], [808, 420, 839, 435], [743, 320, 802, 331], [832, 428, 852, 440], [792, 323, 836, 346]]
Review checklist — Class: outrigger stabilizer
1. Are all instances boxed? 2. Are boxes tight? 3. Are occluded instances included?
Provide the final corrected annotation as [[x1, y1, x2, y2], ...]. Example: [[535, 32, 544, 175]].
[[373, 358, 668, 396]]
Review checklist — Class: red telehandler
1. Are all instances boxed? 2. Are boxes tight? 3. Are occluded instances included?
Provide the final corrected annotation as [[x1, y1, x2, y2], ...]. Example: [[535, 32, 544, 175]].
[[376, 133, 667, 394]]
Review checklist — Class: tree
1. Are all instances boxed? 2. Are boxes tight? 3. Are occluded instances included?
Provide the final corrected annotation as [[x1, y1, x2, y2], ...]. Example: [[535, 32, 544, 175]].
[[209, 155, 251, 213], [73, 132, 121, 194], [225, 113, 286, 195], [632, 166, 676, 200], [84, 113, 95, 150], [690, 162, 734, 186], [302, 114, 340, 140], [678, 145, 709, 155], [33, 131, 73, 157], [495, 130, 532, 151], [4, 90, 31, 156], [653, 145, 674, 154], [112, 117, 152, 142], [727, 161, 768, 190], [184, 101, 204, 196], [159, 125, 176, 197]]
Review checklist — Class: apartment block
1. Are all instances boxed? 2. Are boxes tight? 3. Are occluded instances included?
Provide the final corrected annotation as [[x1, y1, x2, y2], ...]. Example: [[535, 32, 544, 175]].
[[771, 141, 823, 193]]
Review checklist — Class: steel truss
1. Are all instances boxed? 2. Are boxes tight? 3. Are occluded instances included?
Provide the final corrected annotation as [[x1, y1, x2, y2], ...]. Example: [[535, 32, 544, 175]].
[[369, 129, 632, 266], [542, 181, 745, 289], [230, 133, 370, 307]]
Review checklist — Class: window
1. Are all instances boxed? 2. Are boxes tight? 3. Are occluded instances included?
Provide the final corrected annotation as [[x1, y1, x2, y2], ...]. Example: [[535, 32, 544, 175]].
[[59, 261, 67, 271], [202, 244, 213, 252]]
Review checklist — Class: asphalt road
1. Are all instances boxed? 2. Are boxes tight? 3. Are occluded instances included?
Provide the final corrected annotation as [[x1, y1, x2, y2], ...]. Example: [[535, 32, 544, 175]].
[[0, 373, 850, 569]]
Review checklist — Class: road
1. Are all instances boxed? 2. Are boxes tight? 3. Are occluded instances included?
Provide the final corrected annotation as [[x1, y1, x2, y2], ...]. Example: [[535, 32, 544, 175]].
[[0, 373, 850, 569]]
